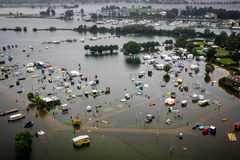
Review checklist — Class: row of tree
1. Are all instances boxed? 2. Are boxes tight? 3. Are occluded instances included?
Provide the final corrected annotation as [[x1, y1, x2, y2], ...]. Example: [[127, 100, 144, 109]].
[[123, 40, 160, 55], [180, 6, 240, 19], [74, 24, 204, 38], [84, 44, 119, 54], [214, 31, 240, 51], [40, 7, 56, 16], [1, 26, 27, 32]]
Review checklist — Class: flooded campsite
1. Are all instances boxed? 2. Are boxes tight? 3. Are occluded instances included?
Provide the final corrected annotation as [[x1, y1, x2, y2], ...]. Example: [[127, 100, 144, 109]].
[[0, 2, 240, 160]]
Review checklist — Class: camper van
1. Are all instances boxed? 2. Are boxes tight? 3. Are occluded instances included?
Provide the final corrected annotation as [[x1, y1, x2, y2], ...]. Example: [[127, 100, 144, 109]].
[[72, 135, 90, 147]]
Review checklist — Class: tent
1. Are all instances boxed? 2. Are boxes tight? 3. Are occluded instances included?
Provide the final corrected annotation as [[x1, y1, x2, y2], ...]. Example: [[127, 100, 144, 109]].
[[26, 67, 34, 73], [69, 70, 81, 77], [26, 63, 34, 67], [165, 98, 176, 105]]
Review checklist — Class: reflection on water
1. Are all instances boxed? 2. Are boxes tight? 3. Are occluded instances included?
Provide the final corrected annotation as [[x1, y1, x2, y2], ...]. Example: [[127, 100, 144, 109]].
[[125, 57, 141, 69]]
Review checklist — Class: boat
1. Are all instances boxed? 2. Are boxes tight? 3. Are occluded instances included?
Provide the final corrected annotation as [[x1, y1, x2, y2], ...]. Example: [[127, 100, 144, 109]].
[[72, 135, 90, 147], [8, 113, 25, 121], [24, 121, 34, 128], [181, 100, 187, 106], [198, 100, 210, 106], [227, 133, 237, 141], [0, 109, 18, 116]]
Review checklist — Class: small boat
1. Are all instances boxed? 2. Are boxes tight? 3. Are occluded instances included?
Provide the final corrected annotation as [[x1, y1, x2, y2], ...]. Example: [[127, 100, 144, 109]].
[[8, 113, 25, 121], [0, 109, 18, 116], [228, 133, 237, 141], [24, 121, 34, 128], [198, 100, 210, 106]]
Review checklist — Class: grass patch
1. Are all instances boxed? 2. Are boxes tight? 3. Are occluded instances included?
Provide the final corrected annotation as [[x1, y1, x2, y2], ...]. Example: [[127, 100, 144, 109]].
[[217, 58, 237, 65], [194, 41, 205, 45], [200, 53, 206, 56], [194, 47, 203, 50], [216, 49, 229, 53]]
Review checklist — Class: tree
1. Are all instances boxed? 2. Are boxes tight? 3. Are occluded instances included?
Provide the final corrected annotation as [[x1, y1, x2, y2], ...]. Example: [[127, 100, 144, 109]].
[[175, 37, 187, 48], [231, 52, 240, 65], [27, 92, 34, 101], [51, 9, 56, 16], [206, 48, 216, 60], [166, 11, 176, 19], [214, 31, 228, 46], [37, 99, 47, 110], [65, 10, 74, 19], [205, 64, 215, 75], [84, 45, 90, 52], [14, 27, 22, 32], [163, 64, 171, 74], [123, 41, 141, 55], [171, 8, 179, 16], [14, 131, 32, 158], [72, 120, 80, 126], [23, 27, 27, 32], [187, 42, 195, 53], [34, 96, 46, 110], [91, 13, 98, 19], [80, 8, 84, 17]]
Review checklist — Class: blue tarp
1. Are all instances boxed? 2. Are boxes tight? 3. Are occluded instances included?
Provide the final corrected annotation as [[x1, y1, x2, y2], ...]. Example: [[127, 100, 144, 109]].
[[120, 99, 127, 102], [198, 126, 205, 130]]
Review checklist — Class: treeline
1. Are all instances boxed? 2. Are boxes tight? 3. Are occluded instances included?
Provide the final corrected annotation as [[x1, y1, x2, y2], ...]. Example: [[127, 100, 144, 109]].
[[74, 24, 215, 38], [84, 44, 119, 54], [180, 6, 240, 19], [214, 31, 240, 51], [123, 41, 160, 55], [39, 7, 56, 16], [1, 26, 27, 32]]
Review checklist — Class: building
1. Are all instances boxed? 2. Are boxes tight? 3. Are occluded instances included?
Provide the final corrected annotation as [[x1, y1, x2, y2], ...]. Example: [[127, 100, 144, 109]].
[[42, 96, 61, 108]]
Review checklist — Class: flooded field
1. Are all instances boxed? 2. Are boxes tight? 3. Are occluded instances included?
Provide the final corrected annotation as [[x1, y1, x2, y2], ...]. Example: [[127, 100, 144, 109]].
[[0, 5, 239, 160]]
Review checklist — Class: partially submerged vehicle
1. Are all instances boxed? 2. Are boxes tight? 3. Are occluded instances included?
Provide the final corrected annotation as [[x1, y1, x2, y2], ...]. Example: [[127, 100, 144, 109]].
[[145, 114, 154, 123], [72, 135, 90, 147], [24, 121, 34, 128]]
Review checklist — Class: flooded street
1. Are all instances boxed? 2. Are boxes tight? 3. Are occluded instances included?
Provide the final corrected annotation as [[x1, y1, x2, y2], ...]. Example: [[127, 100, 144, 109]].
[[0, 4, 240, 160]]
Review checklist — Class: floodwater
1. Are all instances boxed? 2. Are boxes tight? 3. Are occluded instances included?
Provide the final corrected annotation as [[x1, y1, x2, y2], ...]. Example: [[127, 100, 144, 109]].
[[0, 4, 240, 160]]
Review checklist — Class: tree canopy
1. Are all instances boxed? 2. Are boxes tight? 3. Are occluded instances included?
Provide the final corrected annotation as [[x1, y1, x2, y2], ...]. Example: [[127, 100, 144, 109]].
[[14, 131, 32, 158], [65, 10, 74, 19], [123, 41, 141, 55], [206, 48, 216, 60], [163, 64, 171, 74]]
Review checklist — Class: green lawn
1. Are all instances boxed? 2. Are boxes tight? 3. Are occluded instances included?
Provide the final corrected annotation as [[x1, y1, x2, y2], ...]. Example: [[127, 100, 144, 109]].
[[216, 49, 229, 53], [217, 58, 237, 64], [194, 41, 205, 45], [194, 47, 203, 50]]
